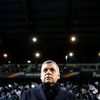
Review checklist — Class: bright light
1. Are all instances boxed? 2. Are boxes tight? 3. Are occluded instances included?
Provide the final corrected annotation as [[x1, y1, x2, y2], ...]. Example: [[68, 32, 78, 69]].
[[3, 53, 8, 58], [98, 52, 100, 56], [65, 55, 68, 60], [32, 37, 37, 42], [71, 36, 76, 42], [8, 61, 11, 63], [31, 84, 35, 88], [69, 52, 74, 57], [8, 84, 12, 88], [35, 52, 40, 58], [27, 60, 31, 63]]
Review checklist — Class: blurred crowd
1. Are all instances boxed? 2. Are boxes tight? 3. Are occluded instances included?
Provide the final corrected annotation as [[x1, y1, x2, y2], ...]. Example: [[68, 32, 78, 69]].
[[0, 82, 38, 100], [0, 64, 80, 73], [0, 64, 37, 73], [61, 81, 100, 100], [0, 81, 100, 100]]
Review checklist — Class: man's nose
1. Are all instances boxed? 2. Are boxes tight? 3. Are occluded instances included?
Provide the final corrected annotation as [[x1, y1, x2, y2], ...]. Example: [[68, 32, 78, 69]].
[[46, 70, 51, 74]]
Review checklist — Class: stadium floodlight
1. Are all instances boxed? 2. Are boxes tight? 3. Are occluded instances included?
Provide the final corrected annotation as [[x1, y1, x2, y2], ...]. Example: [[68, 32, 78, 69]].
[[65, 55, 68, 60], [70, 36, 76, 42], [3, 53, 8, 58], [35, 52, 40, 58], [69, 52, 74, 57], [27, 60, 31, 63], [32, 37, 37, 42], [98, 52, 100, 56], [8, 61, 11, 63]]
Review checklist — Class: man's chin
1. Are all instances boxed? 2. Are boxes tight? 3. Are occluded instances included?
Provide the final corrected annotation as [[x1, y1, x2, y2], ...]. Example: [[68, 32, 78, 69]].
[[44, 80, 53, 84], [44, 81, 54, 86]]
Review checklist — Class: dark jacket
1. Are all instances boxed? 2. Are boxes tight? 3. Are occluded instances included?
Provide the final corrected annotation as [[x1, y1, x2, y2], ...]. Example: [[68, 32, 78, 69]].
[[20, 84, 75, 100]]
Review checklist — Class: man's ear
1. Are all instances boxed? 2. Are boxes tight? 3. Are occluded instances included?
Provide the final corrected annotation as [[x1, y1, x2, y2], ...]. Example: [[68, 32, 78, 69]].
[[58, 73, 60, 79], [40, 73, 42, 80]]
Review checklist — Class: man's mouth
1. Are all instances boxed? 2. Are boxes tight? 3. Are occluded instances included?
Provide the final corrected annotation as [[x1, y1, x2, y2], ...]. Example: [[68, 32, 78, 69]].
[[45, 77, 52, 80]]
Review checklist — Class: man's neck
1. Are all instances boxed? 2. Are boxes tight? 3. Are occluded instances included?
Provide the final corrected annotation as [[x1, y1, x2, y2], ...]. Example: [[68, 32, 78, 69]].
[[43, 83, 56, 87]]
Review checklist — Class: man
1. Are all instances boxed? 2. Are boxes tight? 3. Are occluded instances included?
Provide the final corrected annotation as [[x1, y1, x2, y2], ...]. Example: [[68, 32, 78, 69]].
[[20, 60, 75, 100]]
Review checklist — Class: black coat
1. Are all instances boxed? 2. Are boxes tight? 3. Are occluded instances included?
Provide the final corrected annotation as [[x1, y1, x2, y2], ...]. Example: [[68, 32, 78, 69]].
[[20, 84, 75, 100]]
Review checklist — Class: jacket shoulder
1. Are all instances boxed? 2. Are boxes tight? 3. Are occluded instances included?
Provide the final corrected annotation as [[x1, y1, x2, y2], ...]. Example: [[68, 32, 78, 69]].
[[58, 88, 75, 100], [20, 86, 42, 100]]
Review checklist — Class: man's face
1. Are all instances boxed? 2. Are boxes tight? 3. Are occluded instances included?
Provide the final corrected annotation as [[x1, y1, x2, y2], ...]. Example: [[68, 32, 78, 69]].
[[40, 63, 60, 85]]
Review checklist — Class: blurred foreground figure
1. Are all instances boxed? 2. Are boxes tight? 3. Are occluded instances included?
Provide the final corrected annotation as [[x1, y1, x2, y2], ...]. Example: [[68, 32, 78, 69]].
[[20, 60, 75, 100]]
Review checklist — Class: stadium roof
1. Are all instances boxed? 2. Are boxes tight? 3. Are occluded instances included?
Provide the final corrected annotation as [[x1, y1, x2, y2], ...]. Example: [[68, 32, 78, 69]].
[[0, 0, 100, 63]]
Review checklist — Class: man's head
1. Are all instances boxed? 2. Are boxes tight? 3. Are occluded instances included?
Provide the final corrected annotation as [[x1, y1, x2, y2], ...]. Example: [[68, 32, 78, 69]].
[[40, 60, 60, 86]]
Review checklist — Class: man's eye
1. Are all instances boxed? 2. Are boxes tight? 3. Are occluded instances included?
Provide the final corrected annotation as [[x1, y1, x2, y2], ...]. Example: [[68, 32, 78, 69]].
[[43, 69, 47, 72], [50, 68, 55, 71]]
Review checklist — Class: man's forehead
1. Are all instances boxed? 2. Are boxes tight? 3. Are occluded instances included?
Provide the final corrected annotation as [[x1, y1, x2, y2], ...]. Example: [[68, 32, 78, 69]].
[[41, 63, 57, 70]]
